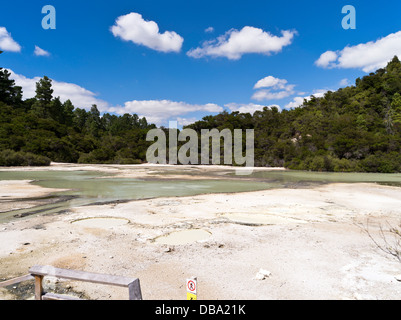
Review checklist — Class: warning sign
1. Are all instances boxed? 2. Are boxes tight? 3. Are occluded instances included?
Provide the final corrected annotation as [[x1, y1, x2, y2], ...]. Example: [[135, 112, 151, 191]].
[[187, 279, 196, 293], [186, 277, 197, 300]]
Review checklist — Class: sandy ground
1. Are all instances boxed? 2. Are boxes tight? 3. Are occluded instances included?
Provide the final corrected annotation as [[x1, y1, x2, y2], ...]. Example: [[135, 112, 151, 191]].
[[0, 165, 401, 300], [0, 180, 68, 214], [0, 180, 67, 199]]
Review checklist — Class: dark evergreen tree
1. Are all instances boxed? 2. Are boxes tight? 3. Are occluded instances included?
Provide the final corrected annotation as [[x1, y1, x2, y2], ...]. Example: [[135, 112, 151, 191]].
[[0, 68, 22, 106], [31, 76, 54, 118]]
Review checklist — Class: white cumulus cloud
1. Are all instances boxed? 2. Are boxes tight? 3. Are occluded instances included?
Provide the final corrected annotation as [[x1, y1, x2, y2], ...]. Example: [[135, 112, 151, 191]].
[[339, 78, 350, 87], [0, 27, 21, 52], [315, 51, 338, 68], [316, 31, 401, 72], [176, 117, 199, 126], [284, 96, 306, 109], [108, 100, 223, 126], [8, 69, 109, 111], [34, 45, 50, 57], [7, 70, 223, 126], [187, 26, 296, 60], [225, 102, 281, 114], [253, 76, 289, 90], [110, 12, 184, 53], [284, 90, 328, 109], [252, 89, 295, 101], [252, 76, 296, 101]]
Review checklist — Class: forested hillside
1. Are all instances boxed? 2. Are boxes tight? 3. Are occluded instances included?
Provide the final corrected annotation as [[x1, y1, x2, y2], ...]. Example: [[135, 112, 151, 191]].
[[2, 51, 401, 172], [0, 52, 155, 166], [187, 57, 401, 172]]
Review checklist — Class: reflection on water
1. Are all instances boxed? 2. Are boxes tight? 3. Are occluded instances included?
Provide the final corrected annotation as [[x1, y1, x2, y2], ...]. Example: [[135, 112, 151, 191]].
[[1, 168, 401, 223]]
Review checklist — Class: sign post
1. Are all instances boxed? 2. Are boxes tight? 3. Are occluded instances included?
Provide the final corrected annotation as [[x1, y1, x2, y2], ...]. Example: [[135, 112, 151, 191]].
[[186, 277, 197, 300]]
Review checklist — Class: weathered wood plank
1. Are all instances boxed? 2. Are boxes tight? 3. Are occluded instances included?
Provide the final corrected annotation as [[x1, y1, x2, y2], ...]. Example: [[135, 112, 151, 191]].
[[0, 274, 34, 288], [29, 265, 142, 300], [42, 293, 83, 300], [29, 265, 137, 287]]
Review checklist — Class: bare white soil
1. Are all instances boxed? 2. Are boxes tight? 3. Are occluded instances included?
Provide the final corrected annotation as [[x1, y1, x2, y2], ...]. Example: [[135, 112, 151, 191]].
[[0, 165, 400, 300]]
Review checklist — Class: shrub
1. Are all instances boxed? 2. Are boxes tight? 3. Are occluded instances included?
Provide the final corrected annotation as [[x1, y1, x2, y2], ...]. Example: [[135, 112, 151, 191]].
[[332, 157, 358, 172], [359, 152, 401, 173], [0, 149, 51, 166]]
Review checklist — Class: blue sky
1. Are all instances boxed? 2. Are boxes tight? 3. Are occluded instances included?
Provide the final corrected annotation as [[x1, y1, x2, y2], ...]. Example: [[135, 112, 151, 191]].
[[1, 0, 401, 126]]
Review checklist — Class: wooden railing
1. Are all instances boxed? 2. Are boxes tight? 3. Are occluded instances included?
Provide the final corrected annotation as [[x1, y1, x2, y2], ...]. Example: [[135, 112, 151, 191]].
[[0, 274, 34, 288], [0, 265, 142, 300]]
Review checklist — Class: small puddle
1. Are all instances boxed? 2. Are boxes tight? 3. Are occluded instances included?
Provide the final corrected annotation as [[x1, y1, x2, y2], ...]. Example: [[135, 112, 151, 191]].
[[222, 213, 306, 226], [71, 217, 130, 228], [154, 229, 211, 245]]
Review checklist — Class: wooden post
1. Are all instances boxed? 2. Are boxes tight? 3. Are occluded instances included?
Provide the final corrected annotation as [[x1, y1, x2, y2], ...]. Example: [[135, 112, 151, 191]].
[[34, 275, 44, 300], [128, 279, 142, 300]]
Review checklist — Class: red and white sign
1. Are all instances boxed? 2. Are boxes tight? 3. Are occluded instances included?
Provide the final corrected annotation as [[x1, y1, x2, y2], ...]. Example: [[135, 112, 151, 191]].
[[186, 278, 197, 294]]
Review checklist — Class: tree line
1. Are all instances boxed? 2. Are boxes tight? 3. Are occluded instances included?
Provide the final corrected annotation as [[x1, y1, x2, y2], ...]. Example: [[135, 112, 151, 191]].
[[186, 57, 401, 173], [0, 51, 155, 166], [1, 51, 401, 172]]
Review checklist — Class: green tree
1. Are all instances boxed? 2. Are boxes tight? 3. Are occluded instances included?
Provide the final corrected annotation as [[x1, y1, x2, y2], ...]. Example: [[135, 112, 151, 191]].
[[31, 76, 54, 118], [35, 76, 53, 103], [391, 93, 401, 129], [0, 68, 23, 106], [49, 96, 63, 122], [86, 104, 103, 137], [73, 108, 88, 132], [62, 99, 75, 126]]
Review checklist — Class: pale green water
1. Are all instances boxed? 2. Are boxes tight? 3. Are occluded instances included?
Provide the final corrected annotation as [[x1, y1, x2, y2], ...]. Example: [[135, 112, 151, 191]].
[[246, 170, 401, 186], [1, 169, 401, 223], [0, 170, 275, 222]]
